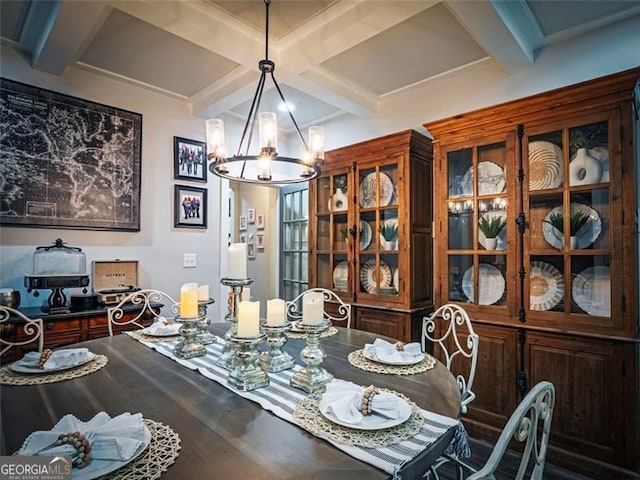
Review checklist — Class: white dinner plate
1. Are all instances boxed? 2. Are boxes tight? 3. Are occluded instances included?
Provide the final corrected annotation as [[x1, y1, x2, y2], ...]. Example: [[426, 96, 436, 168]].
[[528, 141, 563, 190], [319, 393, 412, 430], [360, 259, 392, 294], [333, 261, 349, 290], [11, 352, 97, 374], [359, 172, 394, 208], [542, 203, 601, 250], [462, 264, 505, 305], [572, 265, 610, 317], [363, 349, 425, 366], [393, 269, 399, 291], [478, 210, 507, 250], [529, 261, 564, 311], [359, 220, 372, 250], [140, 324, 181, 337], [460, 161, 506, 196]]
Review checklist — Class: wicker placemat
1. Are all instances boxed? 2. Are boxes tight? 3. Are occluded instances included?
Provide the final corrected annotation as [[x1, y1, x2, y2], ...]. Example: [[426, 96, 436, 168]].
[[101, 419, 180, 480], [293, 389, 424, 448], [347, 349, 436, 375], [286, 326, 339, 340], [0, 355, 108, 386], [130, 331, 182, 343]]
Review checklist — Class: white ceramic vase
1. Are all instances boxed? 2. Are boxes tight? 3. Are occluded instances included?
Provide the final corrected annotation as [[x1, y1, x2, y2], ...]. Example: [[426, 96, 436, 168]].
[[485, 237, 498, 250], [569, 148, 602, 186], [329, 188, 348, 211]]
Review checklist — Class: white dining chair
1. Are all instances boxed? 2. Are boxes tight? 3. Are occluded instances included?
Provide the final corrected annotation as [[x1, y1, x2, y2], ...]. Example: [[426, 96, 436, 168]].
[[286, 288, 352, 328], [107, 289, 179, 336], [0, 305, 44, 360], [461, 381, 556, 480], [422, 304, 479, 478]]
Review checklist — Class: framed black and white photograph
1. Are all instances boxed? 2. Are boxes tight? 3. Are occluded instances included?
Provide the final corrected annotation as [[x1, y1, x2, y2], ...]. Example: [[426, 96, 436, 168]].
[[240, 233, 247, 244], [248, 208, 256, 224], [257, 234, 265, 250], [174, 136, 207, 183], [174, 185, 207, 229], [239, 216, 247, 231], [247, 241, 256, 259], [0, 79, 142, 231], [257, 214, 265, 230]]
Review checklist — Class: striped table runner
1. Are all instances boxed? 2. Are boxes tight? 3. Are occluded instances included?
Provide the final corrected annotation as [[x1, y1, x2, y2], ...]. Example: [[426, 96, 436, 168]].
[[127, 333, 458, 478]]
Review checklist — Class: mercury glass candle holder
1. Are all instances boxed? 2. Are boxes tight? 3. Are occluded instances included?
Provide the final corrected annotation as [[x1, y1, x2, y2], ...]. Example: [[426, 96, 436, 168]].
[[173, 313, 207, 359], [290, 319, 333, 393], [259, 320, 294, 373], [228, 332, 269, 391], [216, 278, 253, 369], [197, 298, 216, 345]]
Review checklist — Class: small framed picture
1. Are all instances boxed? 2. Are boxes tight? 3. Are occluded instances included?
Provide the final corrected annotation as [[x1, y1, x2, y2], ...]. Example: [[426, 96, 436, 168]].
[[174, 137, 207, 183], [247, 242, 256, 259], [248, 208, 256, 224], [239, 216, 247, 231], [257, 214, 265, 230], [257, 234, 265, 250], [239, 233, 247, 243], [174, 185, 207, 229]]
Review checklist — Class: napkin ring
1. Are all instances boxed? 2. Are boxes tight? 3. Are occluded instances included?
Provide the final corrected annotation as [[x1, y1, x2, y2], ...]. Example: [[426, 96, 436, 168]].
[[54, 432, 92, 468], [360, 385, 380, 415], [38, 349, 53, 369], [394, 342, 405, 352]]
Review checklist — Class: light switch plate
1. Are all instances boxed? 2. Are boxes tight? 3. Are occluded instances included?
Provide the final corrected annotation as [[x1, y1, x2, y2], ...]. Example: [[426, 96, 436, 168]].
[[183, 253, 197, 268]]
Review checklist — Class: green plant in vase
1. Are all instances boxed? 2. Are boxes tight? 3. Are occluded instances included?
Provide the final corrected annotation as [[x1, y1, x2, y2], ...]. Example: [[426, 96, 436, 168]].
[[478, 216, 506, 250], [379, 223, 398, 250], [544, 210, 591, 249]]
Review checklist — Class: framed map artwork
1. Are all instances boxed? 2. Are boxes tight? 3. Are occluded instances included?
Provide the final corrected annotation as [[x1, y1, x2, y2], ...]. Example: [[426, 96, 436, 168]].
[[0, 78, 142, 230]]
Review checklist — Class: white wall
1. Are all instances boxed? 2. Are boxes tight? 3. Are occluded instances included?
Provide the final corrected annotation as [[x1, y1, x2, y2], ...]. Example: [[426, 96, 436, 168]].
[[0, 46, 227, 320]]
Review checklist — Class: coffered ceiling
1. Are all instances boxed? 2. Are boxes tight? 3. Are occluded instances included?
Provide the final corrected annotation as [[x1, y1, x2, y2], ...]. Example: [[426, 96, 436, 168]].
[[1, 0, 639, 130]]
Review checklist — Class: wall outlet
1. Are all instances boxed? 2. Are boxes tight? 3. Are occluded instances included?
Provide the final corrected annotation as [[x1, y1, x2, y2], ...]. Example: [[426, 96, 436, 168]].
[[183, 253, 197, 268]]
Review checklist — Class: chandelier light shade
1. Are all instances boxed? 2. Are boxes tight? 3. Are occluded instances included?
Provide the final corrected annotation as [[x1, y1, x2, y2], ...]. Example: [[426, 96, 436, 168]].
[[207, 0, 324, 185]]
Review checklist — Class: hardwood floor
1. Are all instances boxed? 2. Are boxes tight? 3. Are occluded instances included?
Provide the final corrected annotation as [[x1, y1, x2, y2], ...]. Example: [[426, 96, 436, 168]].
[[428, 438, 592, 480]]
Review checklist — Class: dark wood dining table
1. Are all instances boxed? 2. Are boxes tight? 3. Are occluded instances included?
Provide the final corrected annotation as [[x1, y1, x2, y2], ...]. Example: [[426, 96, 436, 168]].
[[1, 323, 461, 480]]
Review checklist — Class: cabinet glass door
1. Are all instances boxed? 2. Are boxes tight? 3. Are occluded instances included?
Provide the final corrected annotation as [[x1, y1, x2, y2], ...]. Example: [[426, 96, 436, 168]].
[[446, 141, 508, 306], [526, 118, 613, 320], [356, 163, 400, 299]]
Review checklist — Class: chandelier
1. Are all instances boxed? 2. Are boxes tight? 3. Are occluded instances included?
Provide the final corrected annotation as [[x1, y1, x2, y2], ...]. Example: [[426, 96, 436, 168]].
[[206, 0, 324, 185]]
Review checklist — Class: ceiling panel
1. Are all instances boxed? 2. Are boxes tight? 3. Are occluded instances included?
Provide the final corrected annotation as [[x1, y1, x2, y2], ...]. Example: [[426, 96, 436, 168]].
[[0, 0, 31, 42]]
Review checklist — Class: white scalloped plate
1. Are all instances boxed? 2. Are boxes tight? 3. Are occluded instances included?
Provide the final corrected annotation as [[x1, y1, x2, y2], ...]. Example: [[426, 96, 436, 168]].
[[529, 261, 564, 311], [360, 259, 392, 294], [572, 265, 610, 317], [462, 264, 505, 305], [529, 141, 563, 190], [360, 220, 372, 250], [460, 161, 505, 196]]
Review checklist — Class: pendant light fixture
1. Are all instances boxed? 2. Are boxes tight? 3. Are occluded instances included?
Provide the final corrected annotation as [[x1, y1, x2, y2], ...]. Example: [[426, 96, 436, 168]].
[[206, 0, 324, 185]]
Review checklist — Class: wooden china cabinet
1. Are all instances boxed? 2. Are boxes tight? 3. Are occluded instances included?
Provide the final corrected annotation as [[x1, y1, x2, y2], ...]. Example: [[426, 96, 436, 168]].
[[309, 130, 433, 342], [425, 68, 639, 478]]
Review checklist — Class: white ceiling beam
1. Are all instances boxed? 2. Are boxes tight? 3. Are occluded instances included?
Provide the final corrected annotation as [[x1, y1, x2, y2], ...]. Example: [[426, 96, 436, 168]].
[[191, 67, 257, 118], [20, 0, 111, 75], [490, 0, 546, 60], [443, 0, 537, 72]]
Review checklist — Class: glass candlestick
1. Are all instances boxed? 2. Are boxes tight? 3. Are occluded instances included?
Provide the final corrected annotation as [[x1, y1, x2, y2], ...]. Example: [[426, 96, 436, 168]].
[[216, 277, 253, 369], [259, 320, 294, 372], [173, 314, 206, 359], [197, 298, 216, 345], [228, 333, 269, 391], [290, 320, 333, 393]]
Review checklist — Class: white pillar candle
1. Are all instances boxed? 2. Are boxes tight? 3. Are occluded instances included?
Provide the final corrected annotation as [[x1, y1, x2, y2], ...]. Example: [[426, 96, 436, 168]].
[[237, 300, 260, 338], [302, 291, 324, 325], [241, 287, 251, 302], [228, 243, 247, 279], [180, 282, 199, 318], [266, 298, 286, 326], [197, 284, 209, 301]]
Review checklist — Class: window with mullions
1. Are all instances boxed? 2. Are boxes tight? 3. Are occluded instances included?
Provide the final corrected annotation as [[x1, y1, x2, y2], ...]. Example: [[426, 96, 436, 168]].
[[280, 184, 309, 301]]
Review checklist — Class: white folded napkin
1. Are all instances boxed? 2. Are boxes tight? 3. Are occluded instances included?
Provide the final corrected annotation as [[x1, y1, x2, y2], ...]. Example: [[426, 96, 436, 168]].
[[19, 412, 147, 462], [19, 348, 93, 370], [322, 379, 399, 425], [142, 316, 181, 336], [363, 338, 423, 363]]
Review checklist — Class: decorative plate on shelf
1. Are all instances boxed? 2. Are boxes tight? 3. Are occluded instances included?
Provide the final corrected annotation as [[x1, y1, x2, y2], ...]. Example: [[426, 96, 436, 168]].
[[393, 269, 399, 291], [528, 141, 563, 191], [460, 161, 505, 196], [359, 220, 372, 250], [478, 210, 507, 250], [319, 392, 412, 430], [359, 172, 394, 208], [360, 259, 392, 294], [529, 261, 564, 311], [333, 261, 349, 290], [572, 265, 611, 317], [542, 203, 601, 250], [461, 263, 505, 305]]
